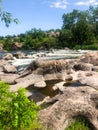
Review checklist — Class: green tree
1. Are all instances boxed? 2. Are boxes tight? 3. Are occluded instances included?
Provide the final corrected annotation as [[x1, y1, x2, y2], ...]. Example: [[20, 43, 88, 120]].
[[42, 36, 57, 49], [62, 9, 90, 30], [0, 82, 40, 130], [61, 7, 97, 48], [58, 29, 73, 48], [72, 20, 95, 46]]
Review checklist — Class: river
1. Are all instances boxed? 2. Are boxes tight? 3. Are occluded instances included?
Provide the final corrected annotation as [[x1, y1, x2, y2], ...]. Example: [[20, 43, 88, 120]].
[[0, 49, 89, 71]]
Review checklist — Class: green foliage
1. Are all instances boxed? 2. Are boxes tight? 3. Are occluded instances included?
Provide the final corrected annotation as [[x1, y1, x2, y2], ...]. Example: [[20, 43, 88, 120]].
[[42, 37, 57, 49], [58, 29, 74, 48], [3, 35, 12, 50], [74, 44, 98, 50], [0, 81, 40, 130], [0, 0, 19, 27], [22, 28, 58, 50], [65, 118, 90, 130], [1, 11, 19, 27], [61, 6, 98, 48]]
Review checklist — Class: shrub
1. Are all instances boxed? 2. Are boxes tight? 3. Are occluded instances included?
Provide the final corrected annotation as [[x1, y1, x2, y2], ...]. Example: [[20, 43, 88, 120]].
[[0, 81, 40, 130]]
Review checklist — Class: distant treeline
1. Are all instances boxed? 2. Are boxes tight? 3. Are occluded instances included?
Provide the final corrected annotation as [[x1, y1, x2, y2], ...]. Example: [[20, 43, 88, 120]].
[[0, 6, 98, 50]]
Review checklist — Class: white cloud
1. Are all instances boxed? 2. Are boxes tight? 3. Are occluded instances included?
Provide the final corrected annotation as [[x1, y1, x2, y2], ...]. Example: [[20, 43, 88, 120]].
[[76, 0, 98, 6], [50, 0, 69, 9]]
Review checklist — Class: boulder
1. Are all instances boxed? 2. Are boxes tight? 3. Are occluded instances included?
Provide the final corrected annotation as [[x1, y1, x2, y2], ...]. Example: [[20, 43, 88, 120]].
[[39, 86, 98, 130]]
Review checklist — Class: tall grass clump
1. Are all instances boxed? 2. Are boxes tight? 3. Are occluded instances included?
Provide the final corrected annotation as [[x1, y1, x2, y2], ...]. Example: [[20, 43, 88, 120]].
[[65, 118, 92, 130]]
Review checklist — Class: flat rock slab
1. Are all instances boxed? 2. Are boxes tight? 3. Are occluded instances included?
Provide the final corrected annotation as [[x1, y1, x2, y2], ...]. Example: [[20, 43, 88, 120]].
[[10, 74, 44, 92]]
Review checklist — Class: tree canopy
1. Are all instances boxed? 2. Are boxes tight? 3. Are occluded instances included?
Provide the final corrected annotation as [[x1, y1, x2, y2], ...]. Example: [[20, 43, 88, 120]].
[[58, 6, 98, 49], [0, 6, 98, 50]]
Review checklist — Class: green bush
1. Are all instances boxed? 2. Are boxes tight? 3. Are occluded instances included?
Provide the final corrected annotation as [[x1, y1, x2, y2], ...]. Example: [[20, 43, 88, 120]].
[[0, 81, 40, 130]]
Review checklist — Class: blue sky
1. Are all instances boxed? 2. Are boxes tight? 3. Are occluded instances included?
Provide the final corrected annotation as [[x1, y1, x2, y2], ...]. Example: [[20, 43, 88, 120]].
[[0, 0, 98, 36]]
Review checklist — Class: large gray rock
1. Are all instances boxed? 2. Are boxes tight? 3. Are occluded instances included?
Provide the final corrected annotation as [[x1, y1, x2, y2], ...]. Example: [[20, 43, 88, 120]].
[[39, 86, 98, 130]]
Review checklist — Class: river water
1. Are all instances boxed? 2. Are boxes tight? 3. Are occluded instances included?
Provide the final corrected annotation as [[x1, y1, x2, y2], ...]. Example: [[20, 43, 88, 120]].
[[0, 49, 89, 70]]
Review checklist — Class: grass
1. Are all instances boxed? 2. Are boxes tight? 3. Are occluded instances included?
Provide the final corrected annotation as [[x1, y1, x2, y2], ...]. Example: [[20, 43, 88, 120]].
[[65, 118, 91, 130]]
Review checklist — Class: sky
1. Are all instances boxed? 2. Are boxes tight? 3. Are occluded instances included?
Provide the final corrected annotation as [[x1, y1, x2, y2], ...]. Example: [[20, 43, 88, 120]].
[[0, 0, 98, 36]]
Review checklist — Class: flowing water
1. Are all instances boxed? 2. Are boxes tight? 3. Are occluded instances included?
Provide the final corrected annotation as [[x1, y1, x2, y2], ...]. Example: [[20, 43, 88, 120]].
[[0, 49, 89, 68]]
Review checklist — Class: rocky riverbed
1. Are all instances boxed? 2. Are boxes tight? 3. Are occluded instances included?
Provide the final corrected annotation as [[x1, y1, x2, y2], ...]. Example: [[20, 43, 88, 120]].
[[0, 50, 98, 130]]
